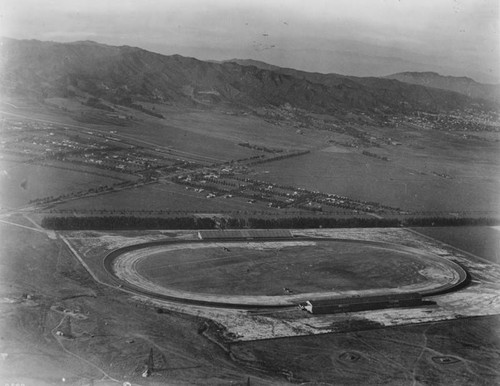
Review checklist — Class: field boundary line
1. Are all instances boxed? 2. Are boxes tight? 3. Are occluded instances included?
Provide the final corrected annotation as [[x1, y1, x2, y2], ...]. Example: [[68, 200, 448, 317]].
[[23, 214, 46, 231], [59, 234, 105, 284], [406, 228, 500, 267], [0, 218, 48, 234]]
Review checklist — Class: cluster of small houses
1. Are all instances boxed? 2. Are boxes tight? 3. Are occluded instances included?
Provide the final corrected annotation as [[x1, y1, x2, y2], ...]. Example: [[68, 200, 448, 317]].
[[392, 111, 499, 135], [79, 150, 162, 172], [174, 169, 398, 214], [3, 118, 180, 174]]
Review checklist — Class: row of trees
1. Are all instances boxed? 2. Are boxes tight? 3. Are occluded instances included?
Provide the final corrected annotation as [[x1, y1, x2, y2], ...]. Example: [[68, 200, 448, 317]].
[[41, 216, 216, 230], [401, 216, 499, 227], [246, 217, 399, 228], [248, 216, 500, 229], [41, 215, 499, 230], [246, 150, 311, 166]]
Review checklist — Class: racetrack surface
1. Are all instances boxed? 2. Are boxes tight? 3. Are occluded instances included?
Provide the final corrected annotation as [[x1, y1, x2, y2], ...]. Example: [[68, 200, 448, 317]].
[[104, 237, 468, 308]]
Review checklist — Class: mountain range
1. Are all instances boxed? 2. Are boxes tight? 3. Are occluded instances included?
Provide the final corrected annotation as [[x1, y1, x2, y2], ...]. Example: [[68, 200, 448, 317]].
[[384, 72, 499, 103], [1, 38, 497, 117]]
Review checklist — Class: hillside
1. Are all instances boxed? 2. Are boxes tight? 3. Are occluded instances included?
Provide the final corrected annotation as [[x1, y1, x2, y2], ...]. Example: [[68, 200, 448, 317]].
[[225, 58, 284, 72], [385, 72, 499, 103], [226, 59, 500, 110], [0, 38, 495, 117]]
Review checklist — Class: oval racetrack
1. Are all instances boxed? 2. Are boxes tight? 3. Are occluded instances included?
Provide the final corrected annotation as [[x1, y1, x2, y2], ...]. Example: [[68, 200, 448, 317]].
[[103, 237, 468, 308]]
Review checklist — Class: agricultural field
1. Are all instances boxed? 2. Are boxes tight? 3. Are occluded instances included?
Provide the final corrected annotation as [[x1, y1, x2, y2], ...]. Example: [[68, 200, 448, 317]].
[[48, 181, 289, 214], [0, 102, 321, 165], [0, 158, 123, 209], [252, 142, 500, 213], [142, 106, 327, 150]]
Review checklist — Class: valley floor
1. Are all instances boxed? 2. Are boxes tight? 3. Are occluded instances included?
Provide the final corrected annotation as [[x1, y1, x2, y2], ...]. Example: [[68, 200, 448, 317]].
[[0, 99, 499, 385]]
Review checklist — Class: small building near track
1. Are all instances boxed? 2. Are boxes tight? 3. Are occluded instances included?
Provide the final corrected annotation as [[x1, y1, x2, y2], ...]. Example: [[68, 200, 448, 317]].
[[299, 293, 424, 314], [198, 229, 293, 240]]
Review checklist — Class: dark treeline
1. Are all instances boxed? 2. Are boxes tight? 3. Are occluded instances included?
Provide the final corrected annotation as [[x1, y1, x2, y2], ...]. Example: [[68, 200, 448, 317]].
[[246, 217, 399, 228], [402, 217, 499, 227], [41, 215, 499, 230], [41, 216, 216, 230]]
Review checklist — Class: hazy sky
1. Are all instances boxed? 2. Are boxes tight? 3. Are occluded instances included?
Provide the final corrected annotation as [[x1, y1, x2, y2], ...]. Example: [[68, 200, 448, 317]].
[[1, 0, 499, 82]]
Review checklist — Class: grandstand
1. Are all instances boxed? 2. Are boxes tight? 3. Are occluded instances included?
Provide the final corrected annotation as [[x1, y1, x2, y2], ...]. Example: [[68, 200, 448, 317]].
[[198, 229, 293, 240], [299, 293, 425, 314]]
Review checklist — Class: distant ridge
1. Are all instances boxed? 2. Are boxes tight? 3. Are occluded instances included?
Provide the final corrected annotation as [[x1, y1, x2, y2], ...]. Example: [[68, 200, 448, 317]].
[[1, 38, 496, 117], [385, 71, 499, 102], [224, 59, 283, 72]]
